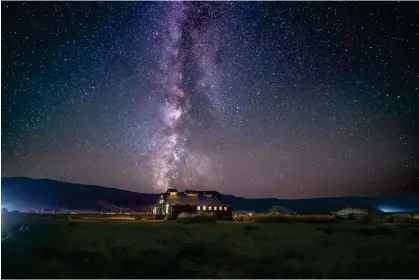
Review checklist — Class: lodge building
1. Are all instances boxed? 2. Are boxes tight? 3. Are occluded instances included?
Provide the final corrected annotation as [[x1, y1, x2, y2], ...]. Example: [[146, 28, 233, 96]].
[[153, 189, 232, 219]]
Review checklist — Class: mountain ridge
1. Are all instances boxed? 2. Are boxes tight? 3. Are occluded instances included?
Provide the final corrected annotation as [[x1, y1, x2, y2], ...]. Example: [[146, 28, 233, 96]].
[[1, 177, 418, 213]]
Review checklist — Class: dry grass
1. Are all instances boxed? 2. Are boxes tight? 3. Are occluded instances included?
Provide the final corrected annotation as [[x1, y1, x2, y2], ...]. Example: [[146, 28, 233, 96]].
[[73, 215, 137, 221], [2, 212, 419, 278], [381, 214, 419, 224], [250, 213, 336, 223]]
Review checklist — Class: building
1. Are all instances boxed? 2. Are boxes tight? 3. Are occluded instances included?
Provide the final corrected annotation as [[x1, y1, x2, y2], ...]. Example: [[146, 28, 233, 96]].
[[332, 206, 368, 219], [153, 189, 232, 219]]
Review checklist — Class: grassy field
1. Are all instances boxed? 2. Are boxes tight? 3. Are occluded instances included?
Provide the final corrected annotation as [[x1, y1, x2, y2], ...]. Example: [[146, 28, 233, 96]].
[[2, 213, 419, 278]]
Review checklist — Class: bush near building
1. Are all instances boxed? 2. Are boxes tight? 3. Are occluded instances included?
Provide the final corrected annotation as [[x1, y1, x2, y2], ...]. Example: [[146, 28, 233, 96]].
[[176, 212, 217, 224]]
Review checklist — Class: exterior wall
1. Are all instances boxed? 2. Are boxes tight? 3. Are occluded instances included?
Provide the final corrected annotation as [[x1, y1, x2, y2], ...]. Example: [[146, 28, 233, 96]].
[[152, 191, 233, 220], [171, 204, 198, 219], [153, 203, 167, 217], [153, 194, 168, 218], [171, 204, 232, 220]]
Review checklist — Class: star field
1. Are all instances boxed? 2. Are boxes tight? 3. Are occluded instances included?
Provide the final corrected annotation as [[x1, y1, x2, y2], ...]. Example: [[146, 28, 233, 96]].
[[2, 2, 418, 198]]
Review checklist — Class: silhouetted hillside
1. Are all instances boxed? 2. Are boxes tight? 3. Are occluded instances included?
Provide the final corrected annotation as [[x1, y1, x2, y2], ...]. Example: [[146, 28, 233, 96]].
[[1, 177, 419, 213], [218, 193, 419, 214], [1, 177, 158, 211]]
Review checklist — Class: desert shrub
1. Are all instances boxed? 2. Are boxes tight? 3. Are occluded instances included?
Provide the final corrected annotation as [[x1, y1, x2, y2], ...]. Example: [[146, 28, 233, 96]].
[[360, 215, 373, 225], [252, 214, 335, 223], [176, 212, 217, 224]]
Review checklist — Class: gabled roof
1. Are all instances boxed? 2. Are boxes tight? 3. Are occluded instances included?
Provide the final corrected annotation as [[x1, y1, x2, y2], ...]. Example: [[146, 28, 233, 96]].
[[166, 192, 223, 205]]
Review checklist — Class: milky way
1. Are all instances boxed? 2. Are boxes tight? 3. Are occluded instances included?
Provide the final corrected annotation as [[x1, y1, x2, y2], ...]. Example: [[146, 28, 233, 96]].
[[2, 2, 418, 198], [149, 2, 225, 191]]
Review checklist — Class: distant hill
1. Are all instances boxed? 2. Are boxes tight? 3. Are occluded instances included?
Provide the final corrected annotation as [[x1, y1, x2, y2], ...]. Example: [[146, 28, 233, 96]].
[[1, 177, 158, 211], [219, 193, 419, 214], [1, 177, 419, 213]]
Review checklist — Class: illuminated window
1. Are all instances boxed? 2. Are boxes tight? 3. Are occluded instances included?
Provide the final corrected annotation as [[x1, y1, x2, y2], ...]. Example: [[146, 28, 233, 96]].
[[214, 206, 218, 211], [209, 206, 212, 210], [197, 206, 201, 211], [169, 192, 177, 196], [165, 203, 170, 214], [224, 207, 227, 211], [186, 192, 198, 197], [203, 206, 207, 210]]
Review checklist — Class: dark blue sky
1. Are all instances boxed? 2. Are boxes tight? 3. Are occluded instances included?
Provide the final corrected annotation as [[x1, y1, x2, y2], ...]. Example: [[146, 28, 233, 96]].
[[2, 2, 418, 198]]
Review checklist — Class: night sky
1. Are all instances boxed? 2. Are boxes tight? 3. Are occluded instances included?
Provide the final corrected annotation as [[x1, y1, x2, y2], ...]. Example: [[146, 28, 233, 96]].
[[2, 2, 418, 198]]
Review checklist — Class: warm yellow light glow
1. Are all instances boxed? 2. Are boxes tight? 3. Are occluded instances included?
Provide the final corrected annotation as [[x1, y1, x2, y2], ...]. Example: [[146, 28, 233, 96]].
[[203, 206, 207, 210], [169, 192, 177, 196], [197, 206, 201, 210], [209, 206, 212, 210], [186, 193, 198, 197], [214, 206, 218, 210]]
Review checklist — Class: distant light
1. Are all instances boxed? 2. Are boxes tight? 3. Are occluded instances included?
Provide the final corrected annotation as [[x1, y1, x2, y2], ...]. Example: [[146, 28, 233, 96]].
[[378, 205, 408, 213]]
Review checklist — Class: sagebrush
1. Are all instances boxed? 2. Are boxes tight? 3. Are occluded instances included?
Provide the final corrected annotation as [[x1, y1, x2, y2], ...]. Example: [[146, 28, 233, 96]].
[[176, 212, 217, 224]]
